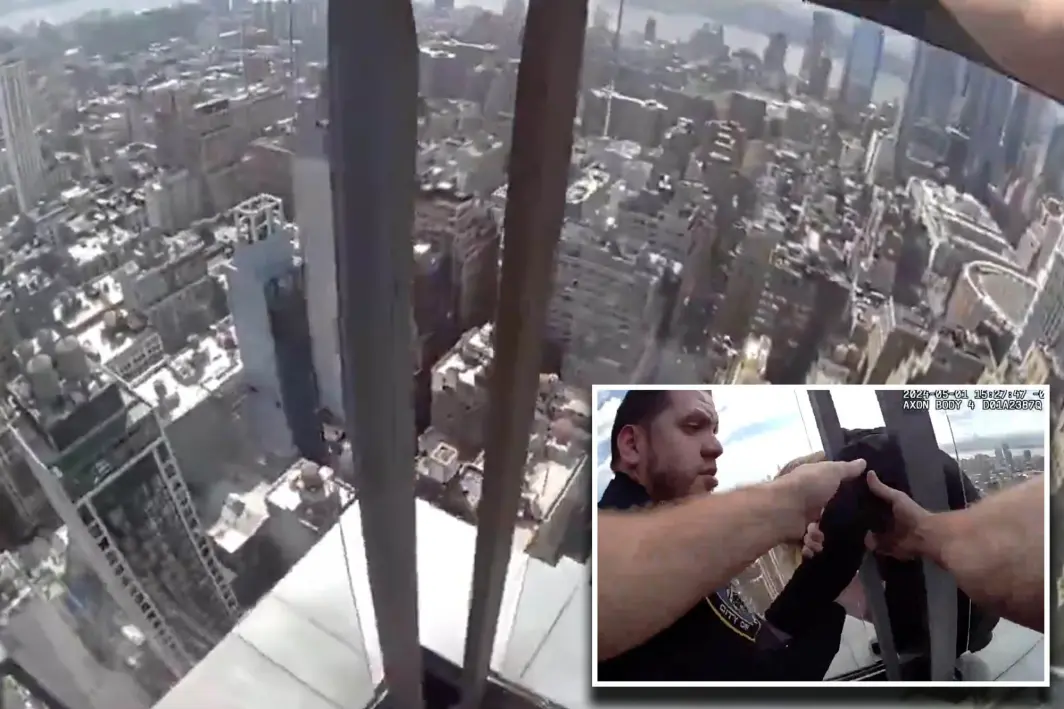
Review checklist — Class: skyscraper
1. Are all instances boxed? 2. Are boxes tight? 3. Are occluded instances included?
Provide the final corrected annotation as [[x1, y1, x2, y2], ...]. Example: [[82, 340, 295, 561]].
[[264, 260, 326, 462], [799, 11, 834, 81], [839, 20, 884, 109], [293, 94, 344, 421], [1015, 240, 1064, 362], [1041, 123, 1064, 194], [0, 58, 45, 212], [896, 43, 964, 162], [6, 333, 239, 677], [762, 32, 788, 74], [1001, 86, 1034, 174], [960, 66, 1014, 190], [643, 16, 657, 43], [226, 194, 307, 459]]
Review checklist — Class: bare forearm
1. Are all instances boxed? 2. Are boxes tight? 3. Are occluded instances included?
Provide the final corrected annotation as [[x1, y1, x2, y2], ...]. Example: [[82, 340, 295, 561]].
[[942, 0, 1064, 100], [596, 480, 804, 660], [919, 476, 1045, 631]]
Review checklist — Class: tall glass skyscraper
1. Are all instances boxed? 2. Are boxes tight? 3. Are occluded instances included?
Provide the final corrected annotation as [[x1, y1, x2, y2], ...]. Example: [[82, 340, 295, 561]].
[[896, 42, 965, 160], [839, 19, 884, 109], [960, 64, 1014, 189]]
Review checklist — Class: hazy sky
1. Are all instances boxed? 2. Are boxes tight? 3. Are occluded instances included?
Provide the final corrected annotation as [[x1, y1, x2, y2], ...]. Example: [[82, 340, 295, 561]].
[[593, 387, 1047, 499]]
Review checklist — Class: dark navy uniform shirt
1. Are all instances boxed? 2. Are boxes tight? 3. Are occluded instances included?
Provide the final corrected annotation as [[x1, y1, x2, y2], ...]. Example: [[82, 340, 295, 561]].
[[597, 473, 845, 682]]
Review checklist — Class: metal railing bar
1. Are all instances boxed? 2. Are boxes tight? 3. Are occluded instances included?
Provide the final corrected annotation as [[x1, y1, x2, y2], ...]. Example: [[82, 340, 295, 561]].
[[806, 389, 903, 682], [328, 0, 424, 705], [458, 1, 589, 706], [876, 390, 958, 682]]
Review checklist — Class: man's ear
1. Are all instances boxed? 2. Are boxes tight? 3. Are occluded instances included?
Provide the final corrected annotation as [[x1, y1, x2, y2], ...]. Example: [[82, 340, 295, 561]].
[[615, 424, 642, 470]]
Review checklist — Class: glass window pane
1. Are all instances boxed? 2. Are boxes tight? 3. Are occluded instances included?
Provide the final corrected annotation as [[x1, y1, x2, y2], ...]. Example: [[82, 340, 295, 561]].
[[0, 0, 384, 706], [510, 387, 828, 693], [828, 388, 1049, 682], [8, 0, 1061, 698], [927, 389, 1048, 682]]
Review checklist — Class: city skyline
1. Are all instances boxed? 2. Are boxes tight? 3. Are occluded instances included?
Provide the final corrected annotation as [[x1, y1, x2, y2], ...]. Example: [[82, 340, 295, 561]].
[[0, 0, 1054, 703]]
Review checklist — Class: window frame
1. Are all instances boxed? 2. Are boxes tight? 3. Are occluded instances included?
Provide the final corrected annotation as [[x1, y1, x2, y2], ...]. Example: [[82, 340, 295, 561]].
[[806, 389, 962, 682], [328, 0, 425, 706], [875, 389, 959, 682], [458, 1, 590, 706], [806, 388, 904, 681]]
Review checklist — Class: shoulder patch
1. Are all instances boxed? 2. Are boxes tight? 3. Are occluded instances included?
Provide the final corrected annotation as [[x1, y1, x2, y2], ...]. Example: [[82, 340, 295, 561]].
[[705, 585, 763, 643], [705, 584, 790, 650]]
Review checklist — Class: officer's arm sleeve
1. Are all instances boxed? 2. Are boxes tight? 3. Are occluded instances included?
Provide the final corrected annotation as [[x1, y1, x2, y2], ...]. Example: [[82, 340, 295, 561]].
[[770, 601, 847, 680]]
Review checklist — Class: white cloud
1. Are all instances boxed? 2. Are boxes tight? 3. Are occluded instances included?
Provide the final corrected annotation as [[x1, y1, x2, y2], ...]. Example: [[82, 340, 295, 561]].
[[825, 388, 1047, 449]]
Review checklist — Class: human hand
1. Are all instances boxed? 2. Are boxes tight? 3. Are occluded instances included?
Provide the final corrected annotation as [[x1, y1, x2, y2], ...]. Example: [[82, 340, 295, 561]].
[[774, 458, 868, 531], [801, 521, 824, 559], [778, 451, 828, 478], [863, 470, 933, 560]]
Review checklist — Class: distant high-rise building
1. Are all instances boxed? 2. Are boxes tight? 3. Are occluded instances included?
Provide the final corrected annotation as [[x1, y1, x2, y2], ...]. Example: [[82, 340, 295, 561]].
[[501, 0, 525, 25], [415, 185, 500, 334], [839, 20, 884, 110], [1015, 240, 1064, 362], [1001, 442, 1016, 472], [808, 55, 832, 100], [1002, 85, 1035, 175], [0, 58, 45, 212], [1042, 123, 1064, 194], [896, 43, 964, 164], [293, 95, 344, 422], [6, 333, 239, 678], [226, 194, 306, 459], [959, 67, 1014, 189], [762, 32, 788, 74], [434, 0, 455, 11], [264, 262, 327, 463], [944, 126, 970, 187], [547, 223, 660, 388], [644, 16, 657, 43], [799, 11, 834, 81]]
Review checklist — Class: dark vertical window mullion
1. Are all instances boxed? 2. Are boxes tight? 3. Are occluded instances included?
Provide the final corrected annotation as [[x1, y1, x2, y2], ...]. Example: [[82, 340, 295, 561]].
[[328, 1, 424, 706], [459, 0, 589, 705], [806, 390, 904, 681], [876, 390, 958, 681]]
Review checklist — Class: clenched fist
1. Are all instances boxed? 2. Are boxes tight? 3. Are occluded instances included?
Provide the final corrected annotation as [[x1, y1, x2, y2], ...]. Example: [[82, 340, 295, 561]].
[[773, 458, 868, 534]]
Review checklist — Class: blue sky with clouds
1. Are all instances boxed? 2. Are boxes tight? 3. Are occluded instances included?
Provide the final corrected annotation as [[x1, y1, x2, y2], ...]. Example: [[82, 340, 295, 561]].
[[593, 387, 1047, 500]]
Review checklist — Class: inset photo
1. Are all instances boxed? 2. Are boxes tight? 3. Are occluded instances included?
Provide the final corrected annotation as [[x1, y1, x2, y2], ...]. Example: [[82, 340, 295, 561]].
[[592, 385, 1050, 688]]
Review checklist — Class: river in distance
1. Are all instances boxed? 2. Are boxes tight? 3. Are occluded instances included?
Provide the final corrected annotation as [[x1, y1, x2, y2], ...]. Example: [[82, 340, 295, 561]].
[[0, 0, 907, 103]]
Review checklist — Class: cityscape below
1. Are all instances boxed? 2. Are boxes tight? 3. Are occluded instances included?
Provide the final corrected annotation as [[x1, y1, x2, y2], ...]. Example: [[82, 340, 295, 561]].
[[0, 0, 1054, 705]]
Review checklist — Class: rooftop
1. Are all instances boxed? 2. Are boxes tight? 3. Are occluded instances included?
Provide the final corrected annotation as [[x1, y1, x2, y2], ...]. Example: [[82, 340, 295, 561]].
[[133, 322, 242, 422], [6, 334, 124, 439], [207, 483, 272, 556], [51, 275, 125, 333], [432, 323, 494, 392], [265, 460, 355, 531], [963, 261, 1038, 331], [75, 314, 154, 368]]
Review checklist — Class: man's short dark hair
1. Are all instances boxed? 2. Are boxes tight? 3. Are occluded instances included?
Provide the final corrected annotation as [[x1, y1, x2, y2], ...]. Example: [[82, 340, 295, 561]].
[[609, 390, 672, 468]]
